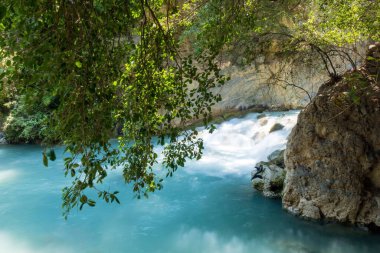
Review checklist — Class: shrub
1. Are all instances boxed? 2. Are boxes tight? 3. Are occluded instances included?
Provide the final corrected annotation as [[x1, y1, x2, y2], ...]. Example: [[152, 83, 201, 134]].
[[3, 96, 49, 143]]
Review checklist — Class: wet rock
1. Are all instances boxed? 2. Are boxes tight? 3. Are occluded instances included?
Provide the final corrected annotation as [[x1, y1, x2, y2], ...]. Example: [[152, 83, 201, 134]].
[[267, 149, 285, 167], [251, 149, 286, 198], [269, 123, 284, 133], [259, 118, 268, 126], [251, 132, 266, 144], [256, 113, 266, 119]]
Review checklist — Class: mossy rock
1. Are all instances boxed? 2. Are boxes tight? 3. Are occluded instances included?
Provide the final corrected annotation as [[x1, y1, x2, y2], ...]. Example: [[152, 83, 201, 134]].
[[268, 149, 285, 167], [269, 176, 284, 194], [253, 181, 264, 192]]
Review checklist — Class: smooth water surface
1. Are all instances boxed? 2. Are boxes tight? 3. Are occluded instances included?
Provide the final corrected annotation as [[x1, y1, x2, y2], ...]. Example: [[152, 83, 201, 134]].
[[1, 111, 379, 253]]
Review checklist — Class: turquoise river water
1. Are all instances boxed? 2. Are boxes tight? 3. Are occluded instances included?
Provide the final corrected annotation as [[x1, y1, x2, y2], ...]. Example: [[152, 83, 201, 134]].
[[0, 111, 379, 253]]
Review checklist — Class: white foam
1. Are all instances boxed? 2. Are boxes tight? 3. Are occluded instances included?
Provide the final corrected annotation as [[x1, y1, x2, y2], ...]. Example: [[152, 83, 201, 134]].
[[113, 111, 299, 178], [185, 111, 299, 177]]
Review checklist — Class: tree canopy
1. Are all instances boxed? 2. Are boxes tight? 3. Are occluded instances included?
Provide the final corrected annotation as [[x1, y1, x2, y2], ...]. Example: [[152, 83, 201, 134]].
[[0, 0, 378, 217]]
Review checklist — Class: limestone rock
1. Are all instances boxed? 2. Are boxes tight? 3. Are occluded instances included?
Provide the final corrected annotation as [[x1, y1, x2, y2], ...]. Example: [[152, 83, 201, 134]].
[[298, 198, 321, 220], [252, 149, 286, 198], [209, 45, 366, 115], [283, 43, 380, 230]]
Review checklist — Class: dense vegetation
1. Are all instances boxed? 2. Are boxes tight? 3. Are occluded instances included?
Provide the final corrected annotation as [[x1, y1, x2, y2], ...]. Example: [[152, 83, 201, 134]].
[[0, 0, 378, 217]]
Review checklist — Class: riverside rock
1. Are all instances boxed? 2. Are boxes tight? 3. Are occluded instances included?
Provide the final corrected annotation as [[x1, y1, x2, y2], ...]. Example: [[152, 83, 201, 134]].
[[283, 43, 380, 230], [269, 123, 284, 133], [252, 149, 286, 198]]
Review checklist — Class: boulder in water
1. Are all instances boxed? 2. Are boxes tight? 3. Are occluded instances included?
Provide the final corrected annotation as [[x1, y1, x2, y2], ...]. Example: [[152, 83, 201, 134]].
[[283, 43, 380, 230], [252, 149, 286, 198], [269, 123, 284, 133], [259, 118, 268, 126], [256, 113, 266, 119]]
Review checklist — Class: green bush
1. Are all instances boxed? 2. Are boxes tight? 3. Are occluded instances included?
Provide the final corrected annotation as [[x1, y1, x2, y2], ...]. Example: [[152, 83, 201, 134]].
[[3, 96, 49, 143]]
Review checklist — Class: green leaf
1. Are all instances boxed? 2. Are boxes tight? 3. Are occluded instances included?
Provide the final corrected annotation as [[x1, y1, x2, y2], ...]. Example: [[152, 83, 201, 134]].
[[80, 195, 88, 204], [0, 6, 6, 20], [75, 61, 82, 68], [48, 149, 56, 161], [42, 152, 48, 167]]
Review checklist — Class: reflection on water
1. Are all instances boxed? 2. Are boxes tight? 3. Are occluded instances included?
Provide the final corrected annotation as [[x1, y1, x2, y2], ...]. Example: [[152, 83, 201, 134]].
[[0, 111, 379, 253], [0, 170, 19, 184], [0, 231, 74, 253]]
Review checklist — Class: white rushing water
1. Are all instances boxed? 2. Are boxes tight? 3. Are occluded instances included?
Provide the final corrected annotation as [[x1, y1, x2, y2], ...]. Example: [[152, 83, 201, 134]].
[[1, 110, 380, 253], [186, 111, 298, 176]]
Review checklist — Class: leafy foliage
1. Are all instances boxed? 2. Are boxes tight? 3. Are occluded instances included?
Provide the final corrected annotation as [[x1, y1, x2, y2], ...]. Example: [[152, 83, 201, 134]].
[[0, 0, 228, 218], [3, 95, 50, 143], [300, 0, 380, 46]]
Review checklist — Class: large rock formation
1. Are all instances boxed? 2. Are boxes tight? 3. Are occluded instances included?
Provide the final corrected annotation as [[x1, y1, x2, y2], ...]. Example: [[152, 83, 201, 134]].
[[283, 43, 380, 230], [210, 44, 365, 114]]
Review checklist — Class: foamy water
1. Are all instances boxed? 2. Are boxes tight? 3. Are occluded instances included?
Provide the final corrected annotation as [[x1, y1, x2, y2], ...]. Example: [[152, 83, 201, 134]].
[[186, 111, 298, 176]]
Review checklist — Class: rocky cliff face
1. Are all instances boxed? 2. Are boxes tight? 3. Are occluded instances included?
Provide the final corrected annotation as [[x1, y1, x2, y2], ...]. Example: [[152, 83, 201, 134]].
[[282, 43, 380, 230], [210, 45, 365, 115]]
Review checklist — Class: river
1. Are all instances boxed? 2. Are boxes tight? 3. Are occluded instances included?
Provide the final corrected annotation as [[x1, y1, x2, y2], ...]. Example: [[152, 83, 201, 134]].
[[0, 111, 379, 253]]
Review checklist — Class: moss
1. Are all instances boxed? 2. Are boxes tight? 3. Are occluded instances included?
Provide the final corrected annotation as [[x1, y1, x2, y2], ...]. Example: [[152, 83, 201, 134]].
[[253, 181, 264, 192], [269, 176, 285, 194]]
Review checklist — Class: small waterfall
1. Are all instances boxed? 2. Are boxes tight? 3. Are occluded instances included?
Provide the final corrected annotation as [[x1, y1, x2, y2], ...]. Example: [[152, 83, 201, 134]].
[[185, 111, 299, 177]]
